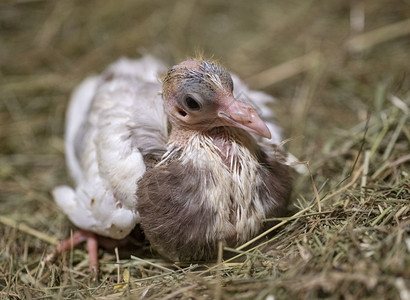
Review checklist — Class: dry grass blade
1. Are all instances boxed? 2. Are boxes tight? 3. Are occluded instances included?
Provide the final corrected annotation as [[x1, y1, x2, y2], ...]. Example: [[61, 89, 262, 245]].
[[130, 256, 174, 273], [345, 18, 410, 53], [0, 215, 59, 246], [246, 51, 321, 88]]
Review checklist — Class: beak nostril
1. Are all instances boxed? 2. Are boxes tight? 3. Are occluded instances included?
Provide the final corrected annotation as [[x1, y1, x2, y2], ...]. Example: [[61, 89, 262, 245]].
[[178, 109, 187, 117]]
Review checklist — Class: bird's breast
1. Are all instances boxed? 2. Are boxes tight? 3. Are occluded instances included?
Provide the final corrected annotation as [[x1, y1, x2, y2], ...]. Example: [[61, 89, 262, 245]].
[[161, 131, 267, 238]]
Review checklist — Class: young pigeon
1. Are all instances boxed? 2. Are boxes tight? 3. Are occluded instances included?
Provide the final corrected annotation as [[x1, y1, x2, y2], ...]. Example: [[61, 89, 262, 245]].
[[53, 56, 291, 270]]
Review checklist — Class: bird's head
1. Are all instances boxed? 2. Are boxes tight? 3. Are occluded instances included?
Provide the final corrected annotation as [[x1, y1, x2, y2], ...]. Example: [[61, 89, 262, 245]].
[[162, 59, 271, 139]]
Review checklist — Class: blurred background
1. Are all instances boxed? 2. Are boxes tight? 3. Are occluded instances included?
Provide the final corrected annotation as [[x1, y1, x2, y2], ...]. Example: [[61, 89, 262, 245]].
[[1, 1, 409, 298]]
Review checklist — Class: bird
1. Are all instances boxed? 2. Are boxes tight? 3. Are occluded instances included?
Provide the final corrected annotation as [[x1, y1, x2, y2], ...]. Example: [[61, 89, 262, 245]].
[[52, 55, 292, 272]]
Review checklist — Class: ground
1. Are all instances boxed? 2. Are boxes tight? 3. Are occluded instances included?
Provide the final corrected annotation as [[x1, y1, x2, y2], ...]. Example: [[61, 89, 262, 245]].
[[0, 1, 409, 299]]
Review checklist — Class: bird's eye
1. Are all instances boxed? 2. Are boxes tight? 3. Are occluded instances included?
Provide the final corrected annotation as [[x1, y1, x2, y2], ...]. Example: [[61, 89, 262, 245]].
[[185, 96, 201, 111]]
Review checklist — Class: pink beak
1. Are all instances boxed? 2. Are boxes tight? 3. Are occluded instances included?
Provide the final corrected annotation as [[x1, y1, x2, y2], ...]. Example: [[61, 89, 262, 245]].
[[217, 97, 272, 139]]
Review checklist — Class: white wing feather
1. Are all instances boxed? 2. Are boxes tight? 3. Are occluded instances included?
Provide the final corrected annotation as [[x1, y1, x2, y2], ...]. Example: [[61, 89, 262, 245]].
[[53, 56, 168, 239]]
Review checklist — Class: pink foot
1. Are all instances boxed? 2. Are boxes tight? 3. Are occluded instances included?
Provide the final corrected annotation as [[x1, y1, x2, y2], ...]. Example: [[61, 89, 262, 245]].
[[56, 230, 99, 276]]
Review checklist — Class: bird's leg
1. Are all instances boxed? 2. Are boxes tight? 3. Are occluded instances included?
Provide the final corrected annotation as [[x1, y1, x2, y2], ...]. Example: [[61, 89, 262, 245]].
[[56, 230, 99, 277], [86, 232, 99, 277]]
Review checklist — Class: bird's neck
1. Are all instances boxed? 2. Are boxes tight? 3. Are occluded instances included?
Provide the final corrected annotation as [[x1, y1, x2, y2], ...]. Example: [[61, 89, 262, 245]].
[[169, 126, 254, 147], [166, 126, 259, 168]]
